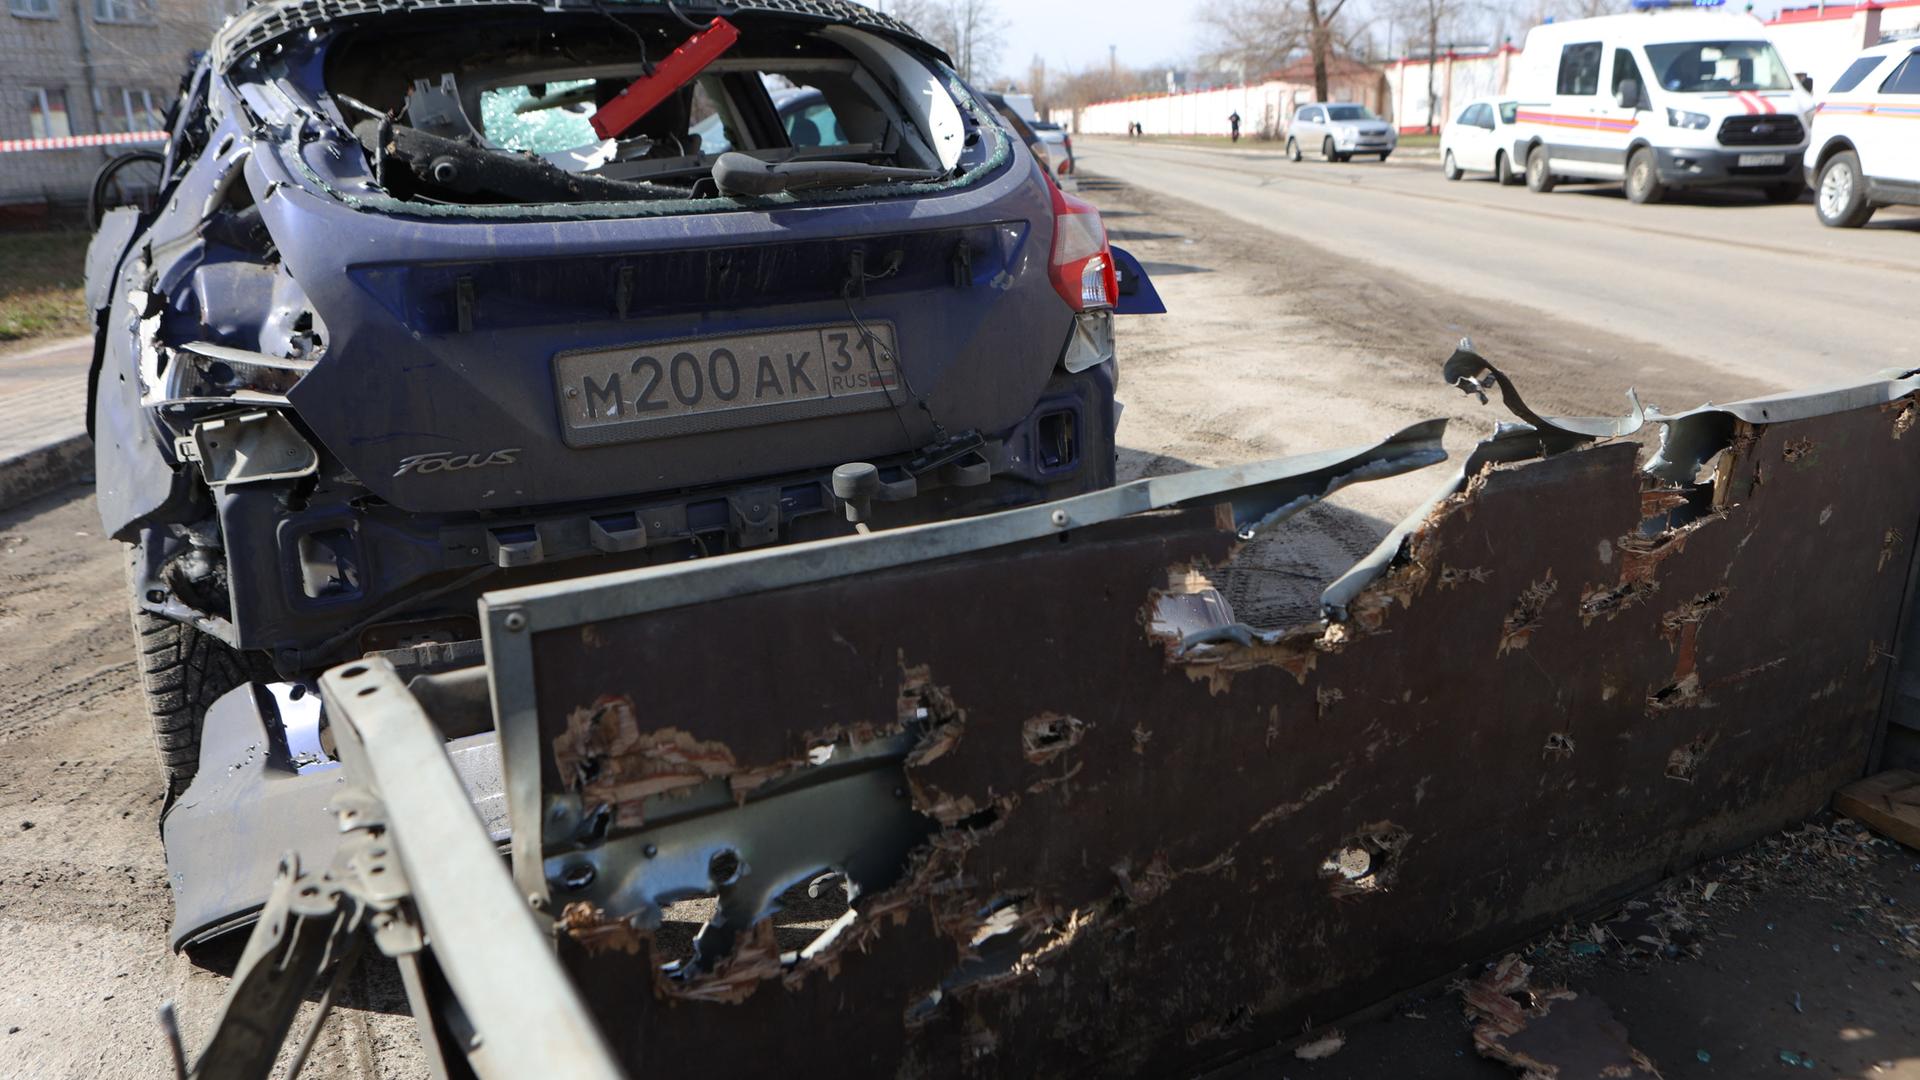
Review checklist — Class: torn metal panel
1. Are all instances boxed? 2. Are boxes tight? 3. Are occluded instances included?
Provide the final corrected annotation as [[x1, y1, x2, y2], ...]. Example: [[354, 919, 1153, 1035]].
[[457, 370, 1920, 1077], [164, 681, 507, 950]]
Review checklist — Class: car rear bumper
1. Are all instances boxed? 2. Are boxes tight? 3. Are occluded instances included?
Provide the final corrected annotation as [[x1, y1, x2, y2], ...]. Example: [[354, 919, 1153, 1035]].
[[1655, 146, 1805, 187], [212, 363, 1119, 670]]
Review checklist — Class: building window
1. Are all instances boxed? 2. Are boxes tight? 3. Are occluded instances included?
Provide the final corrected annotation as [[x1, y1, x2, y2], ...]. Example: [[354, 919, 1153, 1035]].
[[92, 0, 154, 23], [8, 0, 58, 18], [28, 88, 73, 138], [99, 87, 162, 133]]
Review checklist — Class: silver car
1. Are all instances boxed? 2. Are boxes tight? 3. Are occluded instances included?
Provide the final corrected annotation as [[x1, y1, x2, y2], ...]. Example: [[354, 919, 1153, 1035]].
[[1286, 103, 1397, 163]]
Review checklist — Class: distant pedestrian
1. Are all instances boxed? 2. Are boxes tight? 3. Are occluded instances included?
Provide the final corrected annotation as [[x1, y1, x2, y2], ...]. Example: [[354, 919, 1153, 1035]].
[[1229, 111, 1242, 142]]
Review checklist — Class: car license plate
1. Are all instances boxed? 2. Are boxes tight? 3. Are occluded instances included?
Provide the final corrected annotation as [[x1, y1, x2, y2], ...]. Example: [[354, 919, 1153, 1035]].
[[555, 322, 900, 447], [1737, 153, 1786, 167]]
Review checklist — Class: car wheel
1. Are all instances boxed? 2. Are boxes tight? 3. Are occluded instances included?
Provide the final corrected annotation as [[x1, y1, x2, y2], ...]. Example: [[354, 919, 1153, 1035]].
[[1286, 137, 1301, 162], [1443, 150, 1462, 180], [1816, 151, 1874, 228], [1378, 152, 1391, 162], [1525, 145, 1554, 192], [129, 573, 274, 795], [1322, 136, 1335, 161], [1762, 180, 1803, 203], [1495, 150, 1518, 186], [1624, 147, 1664, 204]]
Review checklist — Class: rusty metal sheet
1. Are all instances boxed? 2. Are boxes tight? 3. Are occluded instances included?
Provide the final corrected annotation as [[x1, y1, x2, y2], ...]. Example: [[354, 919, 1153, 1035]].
[[478, 372, 1920, 1077]]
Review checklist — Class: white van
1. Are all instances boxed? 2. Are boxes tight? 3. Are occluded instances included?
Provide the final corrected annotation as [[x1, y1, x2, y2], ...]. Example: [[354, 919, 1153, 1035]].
[[1508, 10, 1814, 203]]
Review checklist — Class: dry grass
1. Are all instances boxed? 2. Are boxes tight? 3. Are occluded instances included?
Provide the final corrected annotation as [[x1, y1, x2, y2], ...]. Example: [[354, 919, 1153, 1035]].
[[0, 228, 93, 346]]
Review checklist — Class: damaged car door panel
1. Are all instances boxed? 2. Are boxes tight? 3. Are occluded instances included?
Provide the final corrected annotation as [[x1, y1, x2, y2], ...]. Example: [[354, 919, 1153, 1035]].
[[172, 350, 1920, 1077], [85, 0, 1154, 794]]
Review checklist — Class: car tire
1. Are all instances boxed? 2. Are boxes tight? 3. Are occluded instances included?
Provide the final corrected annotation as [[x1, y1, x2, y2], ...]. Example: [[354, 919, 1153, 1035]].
[[1322, 137, 1335, 161], [1443, 150, 1463, 180], [1286, 137, 1301, 162], [1525, 145, 1554, 192], [1816, 151, 1874, 228], [1624, 146, 1664, 204], [130, 585, 274, 795], [1378, 152, 1391, 162], [1495, 150, 1518, 186]]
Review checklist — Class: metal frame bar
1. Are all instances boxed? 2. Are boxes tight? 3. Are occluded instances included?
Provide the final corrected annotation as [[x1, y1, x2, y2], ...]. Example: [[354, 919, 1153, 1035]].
[[319, 659, 623, 1080]]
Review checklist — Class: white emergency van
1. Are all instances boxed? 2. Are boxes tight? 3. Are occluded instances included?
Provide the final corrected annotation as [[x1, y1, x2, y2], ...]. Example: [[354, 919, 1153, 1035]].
[[1509, 8, 1815, 203]]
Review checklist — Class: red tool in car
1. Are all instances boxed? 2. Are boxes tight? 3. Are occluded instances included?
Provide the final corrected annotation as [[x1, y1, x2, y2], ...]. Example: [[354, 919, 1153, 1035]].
[[589, 16, 740, 140]]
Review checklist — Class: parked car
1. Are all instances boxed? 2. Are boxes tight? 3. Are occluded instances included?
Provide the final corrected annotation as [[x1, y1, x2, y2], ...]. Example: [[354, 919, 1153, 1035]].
[[1286, 103, 1397, 162], [983, 91, 1054, 172], [1032, 119, 1077, 176], [1441, 98, 1524, 184], [1807, 40, 1920, 227], [83, 0, 1160, 793], [1507, 11, 1812, 203]]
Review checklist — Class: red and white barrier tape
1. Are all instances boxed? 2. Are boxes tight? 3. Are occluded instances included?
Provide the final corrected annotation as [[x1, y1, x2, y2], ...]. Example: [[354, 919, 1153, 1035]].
[[0, 130, 167, 154]]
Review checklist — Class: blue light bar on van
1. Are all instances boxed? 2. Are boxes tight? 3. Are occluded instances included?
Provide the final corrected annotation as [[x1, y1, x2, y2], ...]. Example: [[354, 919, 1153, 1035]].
[[1630, 0, 1726, 7]]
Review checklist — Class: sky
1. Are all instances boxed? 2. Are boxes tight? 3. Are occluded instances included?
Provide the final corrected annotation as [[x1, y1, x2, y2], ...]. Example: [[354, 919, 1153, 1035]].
[[960, 0, 1207, 81]]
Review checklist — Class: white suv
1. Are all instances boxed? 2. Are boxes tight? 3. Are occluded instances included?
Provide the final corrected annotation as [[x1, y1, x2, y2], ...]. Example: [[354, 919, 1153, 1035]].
[[1808, 41, 1920, 227]]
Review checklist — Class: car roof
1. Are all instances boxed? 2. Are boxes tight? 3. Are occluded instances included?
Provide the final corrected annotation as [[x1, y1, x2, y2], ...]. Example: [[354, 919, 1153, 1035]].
[[1522, 10, 1769, 48], [1851, 39, 1920, 60]]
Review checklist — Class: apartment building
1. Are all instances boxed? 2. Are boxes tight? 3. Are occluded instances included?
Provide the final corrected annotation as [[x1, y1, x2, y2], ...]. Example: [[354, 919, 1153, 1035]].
[[1, 0, 231, 214]]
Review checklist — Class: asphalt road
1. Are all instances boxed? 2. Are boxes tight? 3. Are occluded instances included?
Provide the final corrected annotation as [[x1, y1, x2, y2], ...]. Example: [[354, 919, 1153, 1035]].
[[1080, 137, 1920, 394]]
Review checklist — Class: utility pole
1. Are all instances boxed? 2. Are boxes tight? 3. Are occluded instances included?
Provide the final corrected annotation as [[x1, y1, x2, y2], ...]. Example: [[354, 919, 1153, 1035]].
[[1109, 44, 1117, 77]]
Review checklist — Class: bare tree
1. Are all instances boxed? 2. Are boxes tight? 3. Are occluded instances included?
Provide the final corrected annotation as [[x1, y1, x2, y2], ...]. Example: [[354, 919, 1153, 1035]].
[[1390, 0, 1480, 131], [1200, 0, 1355, 102], [884, 0, 1007, 83]]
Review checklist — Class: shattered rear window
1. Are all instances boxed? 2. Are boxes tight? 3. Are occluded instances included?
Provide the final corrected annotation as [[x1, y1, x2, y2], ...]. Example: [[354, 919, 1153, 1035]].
[[480, 79, 600, 156], [300, 10, 1000, 216]]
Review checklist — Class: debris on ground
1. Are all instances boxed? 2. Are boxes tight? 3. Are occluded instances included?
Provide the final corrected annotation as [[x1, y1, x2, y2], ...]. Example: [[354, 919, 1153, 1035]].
[[1292, 1029, 1346, 1061], [1460, 954, 1661, 1079], [1516, 814, 1920, 984]]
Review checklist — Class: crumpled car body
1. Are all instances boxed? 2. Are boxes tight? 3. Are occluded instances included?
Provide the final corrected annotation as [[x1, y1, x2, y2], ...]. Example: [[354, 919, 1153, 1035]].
[[84, 0, 1153, 686]]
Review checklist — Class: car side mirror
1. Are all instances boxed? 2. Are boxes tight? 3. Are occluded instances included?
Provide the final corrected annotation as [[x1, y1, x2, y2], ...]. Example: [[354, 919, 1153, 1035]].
[[1797, 73, 1813, 92], [1614, 80, 1642, 110]]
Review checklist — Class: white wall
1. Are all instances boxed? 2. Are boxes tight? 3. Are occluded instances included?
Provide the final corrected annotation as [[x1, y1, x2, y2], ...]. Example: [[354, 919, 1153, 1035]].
[[1384, 52, 1512, 133], [1060, 82, 1303, 138], [1770, 6, 1920, 94]]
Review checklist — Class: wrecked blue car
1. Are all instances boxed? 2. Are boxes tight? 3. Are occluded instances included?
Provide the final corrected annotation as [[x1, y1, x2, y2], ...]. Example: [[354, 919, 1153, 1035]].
[[84, 0, 1160, 793]]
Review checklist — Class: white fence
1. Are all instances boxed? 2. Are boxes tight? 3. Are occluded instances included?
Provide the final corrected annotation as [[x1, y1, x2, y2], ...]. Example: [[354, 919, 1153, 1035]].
[[1058, 82, 1306, 139], [1383, 49, 1514, 133]]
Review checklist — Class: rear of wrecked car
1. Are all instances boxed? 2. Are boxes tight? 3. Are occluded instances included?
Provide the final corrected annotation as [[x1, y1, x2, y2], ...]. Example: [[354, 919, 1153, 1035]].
[[87, 0, 1136, 791]]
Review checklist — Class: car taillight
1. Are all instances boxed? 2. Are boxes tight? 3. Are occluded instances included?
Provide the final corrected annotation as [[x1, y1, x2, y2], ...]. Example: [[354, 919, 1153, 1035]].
[[1049, 185, 1116, 311]]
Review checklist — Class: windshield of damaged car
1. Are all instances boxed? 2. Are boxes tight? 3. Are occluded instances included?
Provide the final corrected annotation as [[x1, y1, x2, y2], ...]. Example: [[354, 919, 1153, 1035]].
[[1645, 41, 1793, 93], [689, 81, 848, 155], [1324, 105, 1376, 121]]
